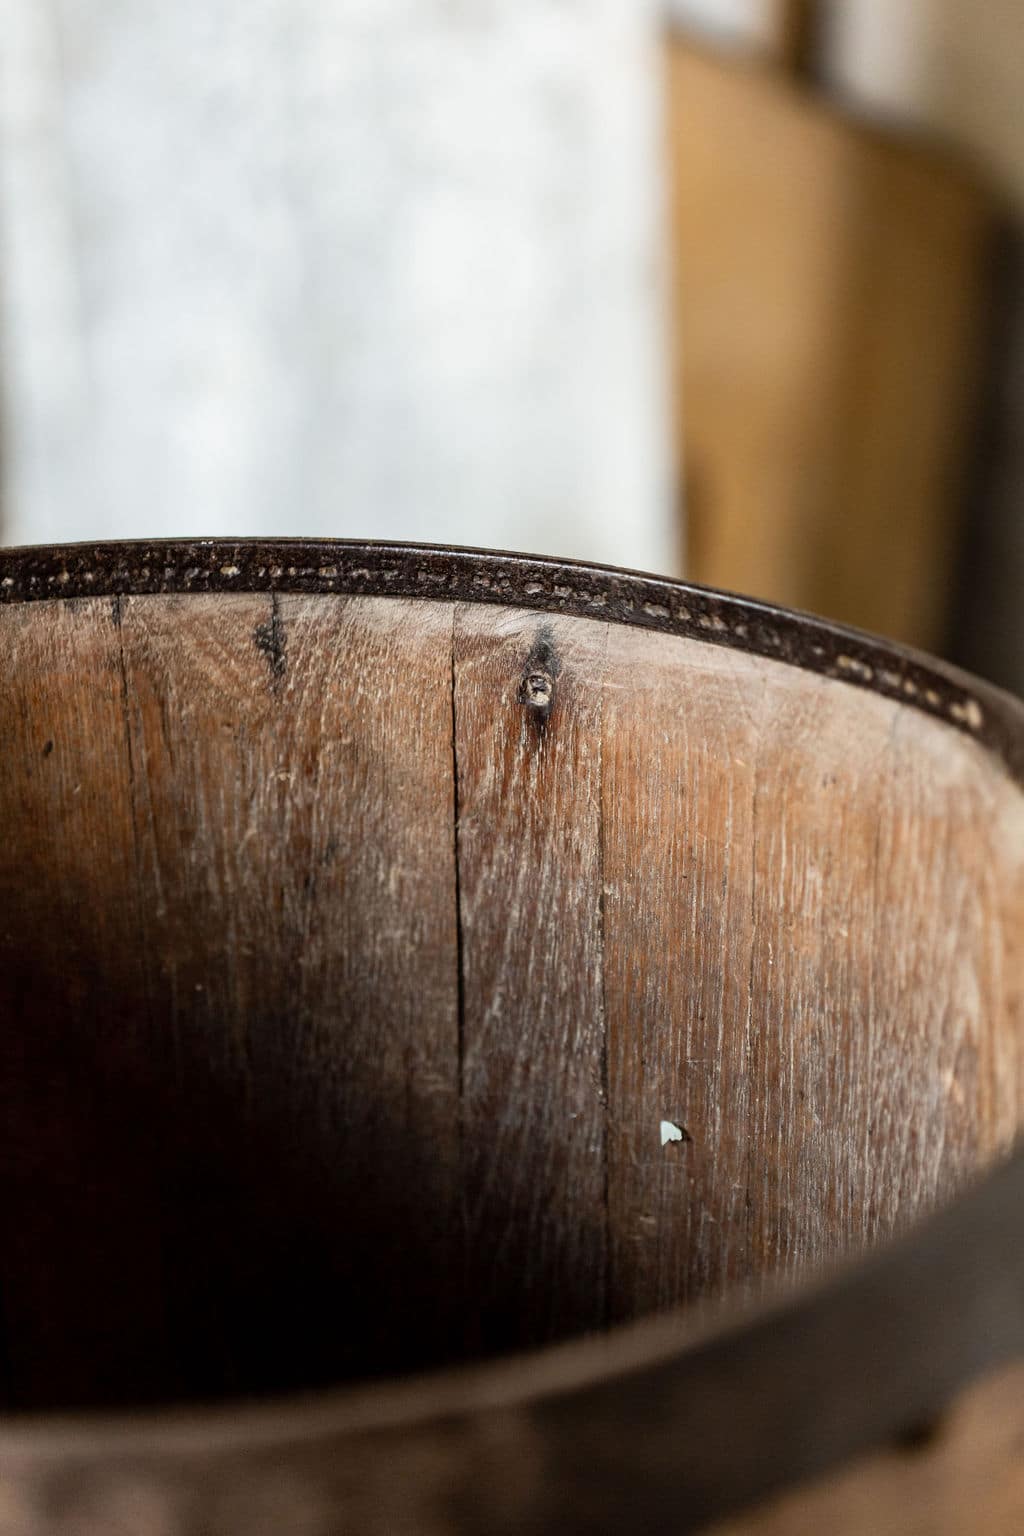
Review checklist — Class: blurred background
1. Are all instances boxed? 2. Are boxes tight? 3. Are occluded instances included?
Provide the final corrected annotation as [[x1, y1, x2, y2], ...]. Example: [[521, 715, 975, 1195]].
[[1, 0, 1021, 691]]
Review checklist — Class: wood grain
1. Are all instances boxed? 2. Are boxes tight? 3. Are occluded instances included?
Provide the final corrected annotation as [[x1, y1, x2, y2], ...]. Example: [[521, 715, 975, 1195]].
[[116, 591, 461, 1397], [0, 597, 172, 1408], [0, 593, 461, 1406], [453, 607, 609, 1352], [602, 630, 759, 1316], [0, 568, 1022, 1533], [601, 626, 1024, 1319]]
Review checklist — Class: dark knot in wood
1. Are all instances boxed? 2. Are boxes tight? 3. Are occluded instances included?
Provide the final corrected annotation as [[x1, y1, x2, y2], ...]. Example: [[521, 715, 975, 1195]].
[[520, 624, 561, 727], [523, 671, 553, 710]]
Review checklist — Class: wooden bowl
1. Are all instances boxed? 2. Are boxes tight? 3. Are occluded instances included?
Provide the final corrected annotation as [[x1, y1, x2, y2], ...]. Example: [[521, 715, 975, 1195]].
[[1, 541, 1021, 1535]]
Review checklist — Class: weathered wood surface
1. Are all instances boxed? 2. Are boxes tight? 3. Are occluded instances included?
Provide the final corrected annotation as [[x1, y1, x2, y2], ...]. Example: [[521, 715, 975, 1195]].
[[0, 597, 170, 1407], [0, 550, 1022, 1533], [453, 608, 609, 1353], [603, 631, 1022, 1318], [117, 592, 462, 1394], [0, 593, 462, 1405]]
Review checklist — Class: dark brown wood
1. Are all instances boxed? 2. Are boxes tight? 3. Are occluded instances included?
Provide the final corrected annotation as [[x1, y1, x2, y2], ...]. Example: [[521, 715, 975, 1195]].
[[603, 632, 760, 1314], [453, 608, 609, 1353], [0, 597, 173, 1407], [116, 591, 462, 1396], [0, 540, 1022, 1535], [0, 539, 1018, 778], [601, 631, 1021, 1317], [0, 1150, 1022, 1535]]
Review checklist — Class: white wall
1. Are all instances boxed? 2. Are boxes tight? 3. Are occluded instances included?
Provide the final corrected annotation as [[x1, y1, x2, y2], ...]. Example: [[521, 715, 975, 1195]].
[[0, 0, 676, 574], [663, 0, 779, 49]]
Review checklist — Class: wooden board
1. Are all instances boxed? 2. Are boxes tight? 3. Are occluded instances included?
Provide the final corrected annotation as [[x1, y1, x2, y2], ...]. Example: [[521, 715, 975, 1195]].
[[666, 39, 992, 649], [602, 631, 759, 1315], [602, 629, 1023, 1320], [0, 593, 462, 1406], [2, 590, 1022, 1409], [453, 607, 609, 1350], [0, 597, 172, 1407], [117, 591, 461, 1397]]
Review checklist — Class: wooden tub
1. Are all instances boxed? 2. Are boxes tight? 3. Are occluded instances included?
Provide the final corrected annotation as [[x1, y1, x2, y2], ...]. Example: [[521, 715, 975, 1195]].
[[0, 541, 1021, 1534]]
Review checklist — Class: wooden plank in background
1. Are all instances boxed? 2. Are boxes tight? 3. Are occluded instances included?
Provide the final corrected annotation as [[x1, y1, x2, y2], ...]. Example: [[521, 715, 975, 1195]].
[[666, 39, 992, 649]]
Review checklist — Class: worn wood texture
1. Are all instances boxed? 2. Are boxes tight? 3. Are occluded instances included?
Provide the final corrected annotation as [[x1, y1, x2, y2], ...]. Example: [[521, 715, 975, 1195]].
[[0, 593, 461, 1406], [453, 608, 609, 1352], [0, 564, 1022, 1533], [0, 598, 169, 1407], [1, 1151, 1023, 1536], [602, 631, 1023, 1320], [118, 590, 462, 1397], [602, 632, 759, 1315]]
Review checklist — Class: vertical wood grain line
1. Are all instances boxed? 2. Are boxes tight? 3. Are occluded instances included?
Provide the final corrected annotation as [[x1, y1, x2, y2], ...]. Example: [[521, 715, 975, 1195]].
[[451, 608, 467, 1101], [597, 623, 612, 1327], [742, 732, 760, 1294], [453, 607, 609, 1353], [112, 593, 156, 1044], [451, 605, 468, 1286]]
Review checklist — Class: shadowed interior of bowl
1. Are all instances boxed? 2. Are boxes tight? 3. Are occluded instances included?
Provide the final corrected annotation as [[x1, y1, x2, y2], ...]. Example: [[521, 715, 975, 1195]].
[[1, 575, 1021, 1412]]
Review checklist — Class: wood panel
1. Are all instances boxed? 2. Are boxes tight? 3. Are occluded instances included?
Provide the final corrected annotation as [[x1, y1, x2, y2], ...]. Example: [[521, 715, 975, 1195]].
[[741, 658, 1020, 1278], [602, 630, 759, 1316], [277, 593, 462, 1375], [0, 597, 171, 1408], [666, 38, 992, 649], [601, 622, 1024, 1318], [115, 591, 460, 1396], [0, 592, 460, 1407], [452, 606, 609, 1352]]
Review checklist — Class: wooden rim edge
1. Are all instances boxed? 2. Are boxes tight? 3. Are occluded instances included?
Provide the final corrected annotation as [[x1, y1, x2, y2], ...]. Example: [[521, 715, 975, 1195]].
[[1, 537, 1022, 783], [1, 1149, 1021, 1533]]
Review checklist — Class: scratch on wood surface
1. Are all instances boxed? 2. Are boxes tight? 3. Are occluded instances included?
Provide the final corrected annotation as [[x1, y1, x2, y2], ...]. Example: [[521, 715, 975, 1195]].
[[451, 605, 468, 1248], [253, 592, 287, 687]]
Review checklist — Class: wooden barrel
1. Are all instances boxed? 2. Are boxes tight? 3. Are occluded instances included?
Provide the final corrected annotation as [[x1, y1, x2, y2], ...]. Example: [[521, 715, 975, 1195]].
[[0, 541, 1021, 1535]]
